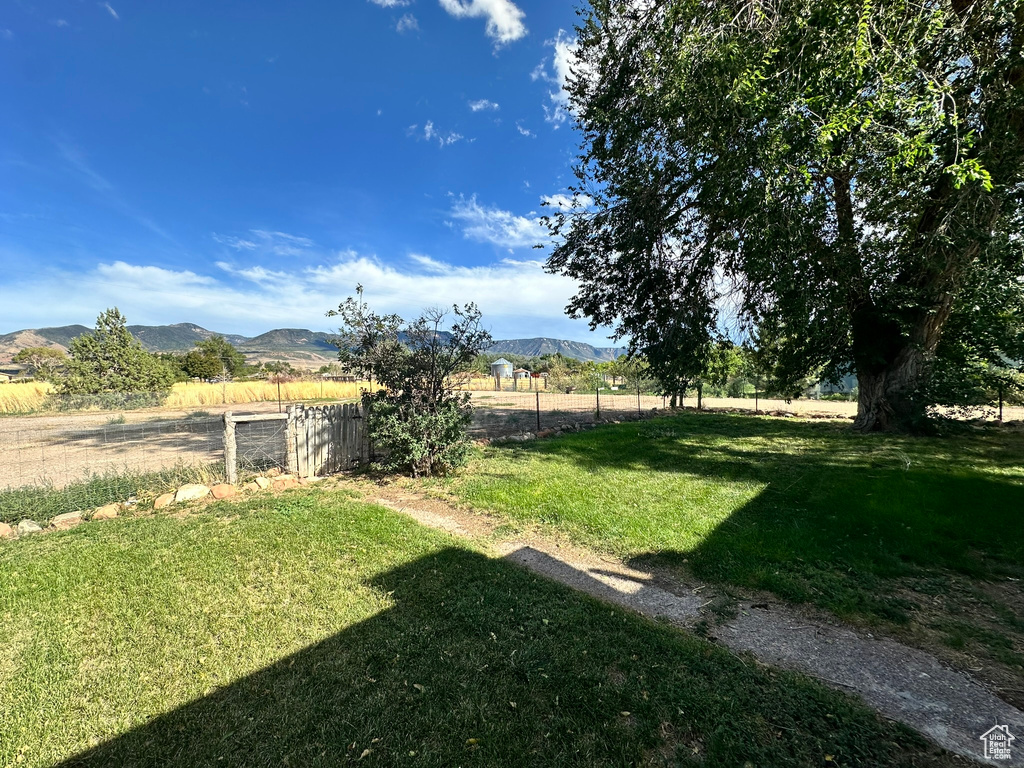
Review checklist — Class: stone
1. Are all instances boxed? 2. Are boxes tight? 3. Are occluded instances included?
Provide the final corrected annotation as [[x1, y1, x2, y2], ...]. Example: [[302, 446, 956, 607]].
[[0, 522, 15, 540], [94, 502, 122, 519], [92, 504, 120, 521], [153, 493, 175, 509], [51, 511, 84, 530], [17, 519, 42, 536], [272, 476, 299, 491], [537, 429, 555, 438], [244, 481, 261, 493], [210, 484, 237, 500], [174, 484, 210, 503], [253, 476, 272, 490], [264, 467, 283, 478]]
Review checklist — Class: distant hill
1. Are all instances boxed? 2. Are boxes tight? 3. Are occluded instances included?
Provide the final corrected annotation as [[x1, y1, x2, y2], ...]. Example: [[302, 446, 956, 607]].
[[243, 328, 338, 354], [487, 337, 625, 363], [127, 323, 250, 351], [0, 324, 622, 366]]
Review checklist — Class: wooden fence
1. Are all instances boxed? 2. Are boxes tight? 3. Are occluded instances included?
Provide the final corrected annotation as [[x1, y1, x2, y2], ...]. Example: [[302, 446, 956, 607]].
[[223, 403, 369, 484]]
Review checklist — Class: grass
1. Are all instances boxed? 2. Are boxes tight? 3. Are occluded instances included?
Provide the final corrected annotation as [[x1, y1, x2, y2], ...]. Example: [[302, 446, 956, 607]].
[[438, 412, 1024, 684], [0, 380, 373, 414], [0, 463, 223, 525], [0, 381, 50, 414], [164, 380, 369, 408], [0, 488, 948, 767]]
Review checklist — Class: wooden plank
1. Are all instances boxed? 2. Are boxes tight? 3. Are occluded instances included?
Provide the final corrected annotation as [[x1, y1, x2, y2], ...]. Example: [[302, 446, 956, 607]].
[[284, 406, 297, 475], [333, 405, 342, 473], [309, 409, 317, 475], [317, 407, 324, 475], [223, 412, 237, 485], [340, 404, 348, 467], [229, 412, 287, 423], [347, 403, 355, 467], [305, 407, 313, 478], [299, 407, 308, 478]]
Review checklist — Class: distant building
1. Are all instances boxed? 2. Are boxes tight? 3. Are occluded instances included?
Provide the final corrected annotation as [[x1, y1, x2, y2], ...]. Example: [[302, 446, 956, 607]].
[[490, 358, 513, 380], [512, 368, 531, 380]]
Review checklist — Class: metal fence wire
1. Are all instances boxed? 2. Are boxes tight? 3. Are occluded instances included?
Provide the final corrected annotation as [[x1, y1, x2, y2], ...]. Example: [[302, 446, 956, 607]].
[[1, 390, 1021, 525], [235, 418, 289, 475]]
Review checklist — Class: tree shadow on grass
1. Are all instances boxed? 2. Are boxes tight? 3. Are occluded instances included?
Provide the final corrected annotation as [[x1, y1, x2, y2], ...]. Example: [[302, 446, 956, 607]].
[[491, 413, 1024, 624], [55, 547, 932, 768]]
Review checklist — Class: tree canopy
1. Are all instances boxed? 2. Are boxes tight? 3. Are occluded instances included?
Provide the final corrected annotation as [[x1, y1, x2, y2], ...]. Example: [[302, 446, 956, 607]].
[[547, 0, 1024, 431], [57, 308, 174, 402], [329, 287, 492, 477], [180, 335, 248, 380], [12, 347, 66, 382]]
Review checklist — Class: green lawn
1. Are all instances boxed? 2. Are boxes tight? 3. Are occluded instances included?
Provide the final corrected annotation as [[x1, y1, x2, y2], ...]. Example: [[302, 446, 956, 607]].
[[442, 413, 1024, 679], [0, 488, 947, 767]]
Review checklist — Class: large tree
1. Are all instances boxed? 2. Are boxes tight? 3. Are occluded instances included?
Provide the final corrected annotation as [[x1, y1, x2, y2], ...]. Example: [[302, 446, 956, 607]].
[[547, 0, 1024, 431], [12, 347, 66, 382], [58, 308, 174, 403]]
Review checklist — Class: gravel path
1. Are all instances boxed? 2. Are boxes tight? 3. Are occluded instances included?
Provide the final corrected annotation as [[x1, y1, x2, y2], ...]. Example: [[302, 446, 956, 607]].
[[371, 489, 1024, 766]]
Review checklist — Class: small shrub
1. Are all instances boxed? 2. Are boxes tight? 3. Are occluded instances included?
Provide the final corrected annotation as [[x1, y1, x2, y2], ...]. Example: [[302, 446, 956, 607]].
[[365, 391, 473, 477], [329, 288, 491, 477]]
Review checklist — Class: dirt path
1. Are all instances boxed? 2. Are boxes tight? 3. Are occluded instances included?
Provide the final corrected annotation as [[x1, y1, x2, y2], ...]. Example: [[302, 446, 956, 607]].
[[365, 485, 1023, 766]]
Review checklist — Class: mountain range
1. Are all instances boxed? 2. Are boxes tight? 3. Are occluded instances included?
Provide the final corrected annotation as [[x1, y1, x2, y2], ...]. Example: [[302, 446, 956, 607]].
[[0, 323, 625, 366]]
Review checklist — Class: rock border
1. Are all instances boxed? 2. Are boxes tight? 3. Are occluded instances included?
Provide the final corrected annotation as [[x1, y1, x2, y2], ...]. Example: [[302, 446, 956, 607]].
[[0, 473, 318, 543]]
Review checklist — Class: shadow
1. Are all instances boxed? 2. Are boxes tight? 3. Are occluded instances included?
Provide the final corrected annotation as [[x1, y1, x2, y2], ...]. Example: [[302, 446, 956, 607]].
[[54, 547, 923, 767], [480, 412, 1024, 623]]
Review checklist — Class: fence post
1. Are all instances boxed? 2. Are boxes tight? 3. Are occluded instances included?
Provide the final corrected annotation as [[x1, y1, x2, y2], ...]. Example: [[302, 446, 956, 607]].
[[223, 412, 237, 485], [285, 405, 298, 475], [536, 392, 541, 432], [637, 384, 642, 418], [596, 388, 600, 420], [999, 384, 1004, 423]]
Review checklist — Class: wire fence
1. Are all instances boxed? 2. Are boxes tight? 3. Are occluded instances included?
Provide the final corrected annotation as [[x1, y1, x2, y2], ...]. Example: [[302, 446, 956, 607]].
[[469, 390, 1024, 437], [467, 390, 863, 437], [2, 388, 1021, 527]]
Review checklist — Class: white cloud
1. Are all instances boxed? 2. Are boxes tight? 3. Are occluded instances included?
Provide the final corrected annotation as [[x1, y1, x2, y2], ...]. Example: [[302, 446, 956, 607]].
[[421, 120, 464, 147], [368, 0, 411, 6], [469, 99, 499, 112], [438, 0, 526, 46], [1, 28, 13, 40], [213, 234, 258, 251], [533, 29, 581, 127], [54, 19, 70, 27], [448, 194, 548, 249], [541, 193, 594, 212], [101, 2, 119, 20], [213, 230, 314, 257], [0, 244, 613, 341], [515, 121, 535, 138], [396, 13, 419, 33]]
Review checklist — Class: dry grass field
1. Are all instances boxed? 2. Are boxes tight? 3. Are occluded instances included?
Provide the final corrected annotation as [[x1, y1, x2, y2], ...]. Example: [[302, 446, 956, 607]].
[[0, 380, 371, 415], [0, 381, 50, 414]]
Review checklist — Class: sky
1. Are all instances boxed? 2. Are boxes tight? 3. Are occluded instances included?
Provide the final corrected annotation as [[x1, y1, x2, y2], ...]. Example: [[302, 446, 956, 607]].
[[0, 0, 611, 344]]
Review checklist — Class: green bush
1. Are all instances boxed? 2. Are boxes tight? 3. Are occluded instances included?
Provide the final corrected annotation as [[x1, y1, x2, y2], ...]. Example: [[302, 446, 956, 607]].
[[329, 288, 491, 478], [365, 390, 473, 477]]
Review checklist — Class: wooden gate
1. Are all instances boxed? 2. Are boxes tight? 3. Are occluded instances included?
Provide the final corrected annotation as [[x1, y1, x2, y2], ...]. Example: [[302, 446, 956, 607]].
[[285, 403, 369, 478], [223, 403, 369, 484]]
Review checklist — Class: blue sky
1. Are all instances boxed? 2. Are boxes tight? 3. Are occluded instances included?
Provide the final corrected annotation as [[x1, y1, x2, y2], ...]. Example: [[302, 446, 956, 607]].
[[0, 0, 610, 343]]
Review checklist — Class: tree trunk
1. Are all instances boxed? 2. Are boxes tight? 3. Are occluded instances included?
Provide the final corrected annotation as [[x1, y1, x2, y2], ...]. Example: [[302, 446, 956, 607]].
[[849, 297, 942, 433], [852, 345, 928, 432]]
